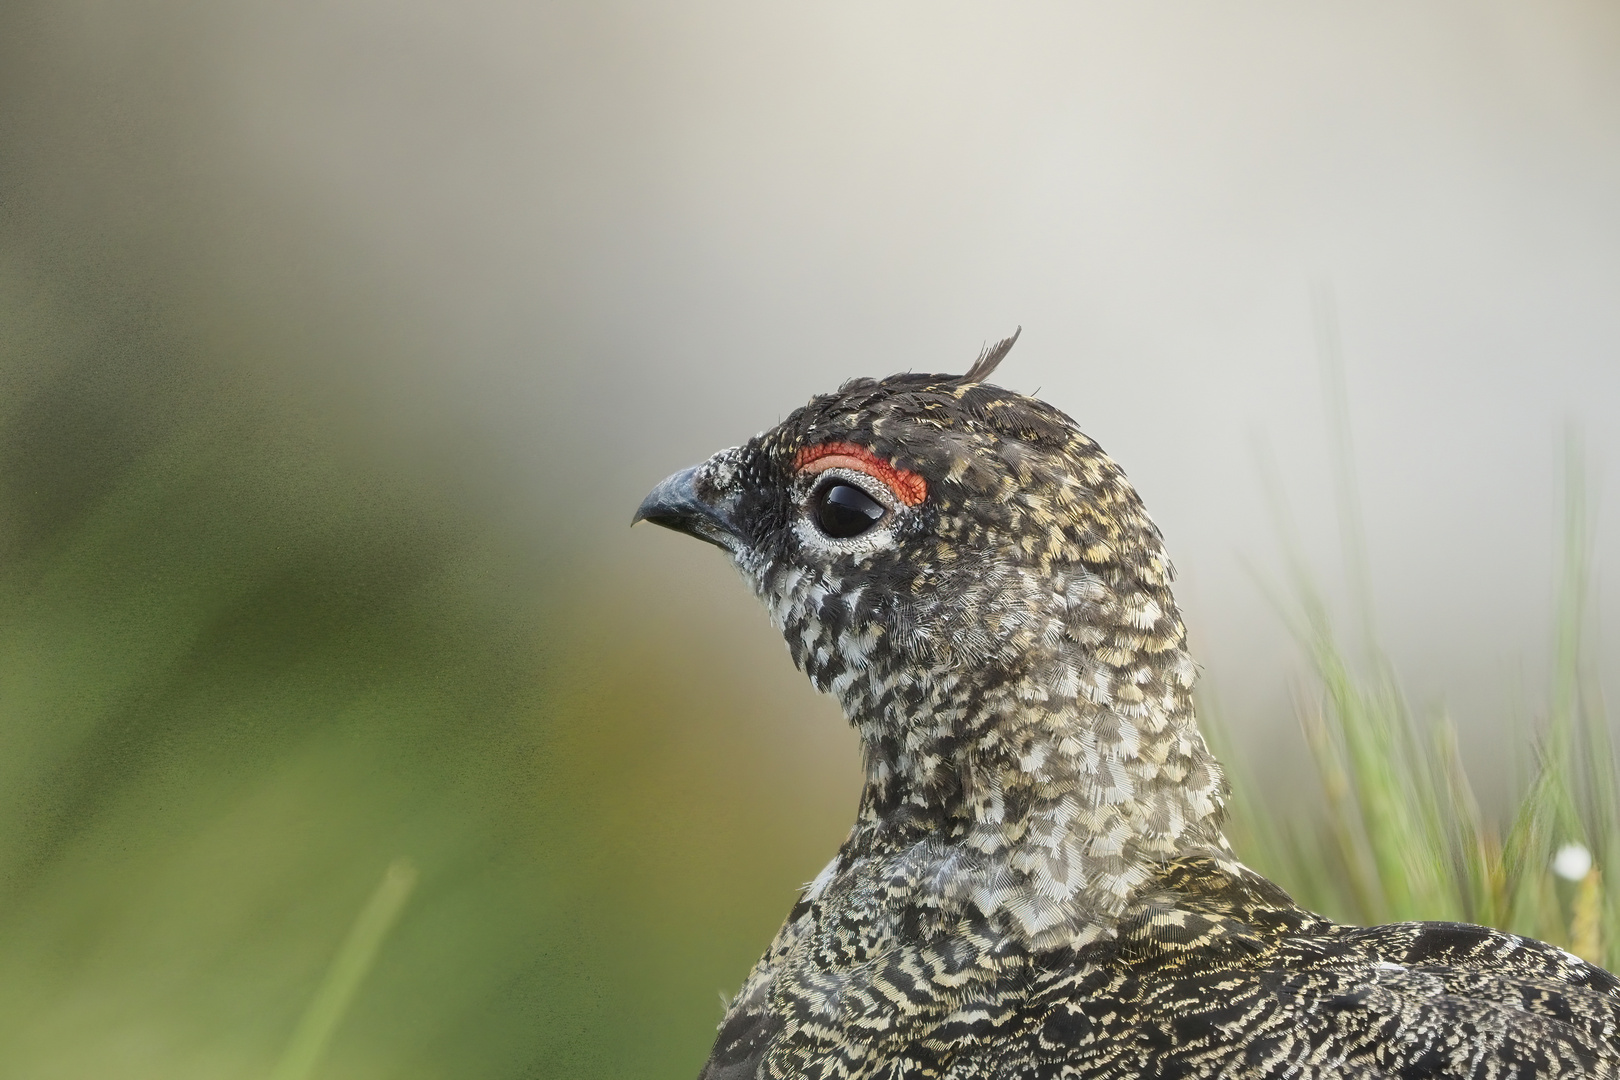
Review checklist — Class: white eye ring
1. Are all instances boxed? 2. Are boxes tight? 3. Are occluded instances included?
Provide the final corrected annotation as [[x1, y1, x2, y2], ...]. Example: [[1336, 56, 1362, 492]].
[[792, 468, 900, 556], [809, 479, 888, 538]]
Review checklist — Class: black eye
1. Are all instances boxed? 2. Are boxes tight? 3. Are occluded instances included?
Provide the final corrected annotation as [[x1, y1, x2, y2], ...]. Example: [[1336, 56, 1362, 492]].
[[812, 481, 886, 538]]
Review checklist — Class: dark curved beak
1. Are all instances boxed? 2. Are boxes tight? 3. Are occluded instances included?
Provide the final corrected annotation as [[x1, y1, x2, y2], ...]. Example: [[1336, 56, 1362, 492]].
[[632, 465, 741, 551]]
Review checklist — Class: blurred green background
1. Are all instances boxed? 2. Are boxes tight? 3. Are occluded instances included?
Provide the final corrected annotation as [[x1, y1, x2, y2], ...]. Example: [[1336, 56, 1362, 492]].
[[0, 260, 861, 1076], [1, 2, 1617, 1077]]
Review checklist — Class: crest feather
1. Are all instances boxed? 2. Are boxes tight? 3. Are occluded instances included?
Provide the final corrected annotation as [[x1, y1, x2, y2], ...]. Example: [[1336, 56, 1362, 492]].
[[962, 327, 1021, 384]]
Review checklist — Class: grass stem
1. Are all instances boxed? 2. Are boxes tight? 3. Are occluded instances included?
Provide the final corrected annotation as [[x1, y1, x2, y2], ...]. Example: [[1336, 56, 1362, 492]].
[[268, 859, 419, 1080]]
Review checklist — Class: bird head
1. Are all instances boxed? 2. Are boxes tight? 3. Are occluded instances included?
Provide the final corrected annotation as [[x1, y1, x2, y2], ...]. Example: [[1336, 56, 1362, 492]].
[[636, 333, 1227, 942]]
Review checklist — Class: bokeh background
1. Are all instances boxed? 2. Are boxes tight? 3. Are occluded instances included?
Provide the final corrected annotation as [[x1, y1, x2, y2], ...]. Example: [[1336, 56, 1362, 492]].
[[1, 2, 1617, 1076]]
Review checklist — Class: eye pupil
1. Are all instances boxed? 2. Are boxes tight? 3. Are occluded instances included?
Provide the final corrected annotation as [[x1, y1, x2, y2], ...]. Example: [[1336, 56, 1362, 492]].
[[813, 482, 885, 538]]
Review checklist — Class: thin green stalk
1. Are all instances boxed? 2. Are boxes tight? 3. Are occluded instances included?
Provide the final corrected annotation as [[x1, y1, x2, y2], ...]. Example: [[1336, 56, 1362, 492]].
[[269, 859, 420, 1080], [1311, 280, 1378, 661]]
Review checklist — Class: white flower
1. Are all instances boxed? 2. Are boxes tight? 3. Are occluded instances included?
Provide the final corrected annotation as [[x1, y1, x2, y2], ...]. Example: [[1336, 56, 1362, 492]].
[[1553, 842, 1593, 882]]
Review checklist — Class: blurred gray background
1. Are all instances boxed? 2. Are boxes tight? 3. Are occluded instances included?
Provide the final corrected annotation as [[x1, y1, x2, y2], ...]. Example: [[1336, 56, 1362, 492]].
[[1, 2, 1617, 1076]]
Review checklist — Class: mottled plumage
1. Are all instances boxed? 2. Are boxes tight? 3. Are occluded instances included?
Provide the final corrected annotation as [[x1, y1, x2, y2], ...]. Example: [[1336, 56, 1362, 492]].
[[634, 339, 1620, 1079]]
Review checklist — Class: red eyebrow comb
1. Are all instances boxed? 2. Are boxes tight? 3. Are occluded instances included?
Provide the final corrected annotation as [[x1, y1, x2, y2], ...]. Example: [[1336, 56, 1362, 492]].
[[793, 441, 927, 506]]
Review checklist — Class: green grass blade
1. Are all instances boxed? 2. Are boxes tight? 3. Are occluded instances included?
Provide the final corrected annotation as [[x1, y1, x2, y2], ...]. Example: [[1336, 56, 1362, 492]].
[[269, 859, 420, 1080]]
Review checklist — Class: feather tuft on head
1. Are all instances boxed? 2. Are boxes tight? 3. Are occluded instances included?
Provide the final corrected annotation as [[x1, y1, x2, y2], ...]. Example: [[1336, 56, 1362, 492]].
[[962, 327, 1021, 384]]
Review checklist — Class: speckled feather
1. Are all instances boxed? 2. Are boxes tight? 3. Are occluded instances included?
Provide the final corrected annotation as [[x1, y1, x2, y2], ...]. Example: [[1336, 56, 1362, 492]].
[[647, 343, 1620, 1079]]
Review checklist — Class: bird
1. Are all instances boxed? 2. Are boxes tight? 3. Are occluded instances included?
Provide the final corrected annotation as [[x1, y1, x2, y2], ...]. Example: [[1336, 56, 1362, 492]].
[[633, 331, 1620, 1079]]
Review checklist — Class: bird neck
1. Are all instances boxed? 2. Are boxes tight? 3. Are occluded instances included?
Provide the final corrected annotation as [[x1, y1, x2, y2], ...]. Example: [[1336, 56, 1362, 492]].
[[837, 633, 1229, 950]]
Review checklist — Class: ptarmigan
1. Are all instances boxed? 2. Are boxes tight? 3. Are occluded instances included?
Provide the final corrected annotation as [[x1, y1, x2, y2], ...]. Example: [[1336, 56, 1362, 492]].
[[634, 333, 1620, 1080]]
